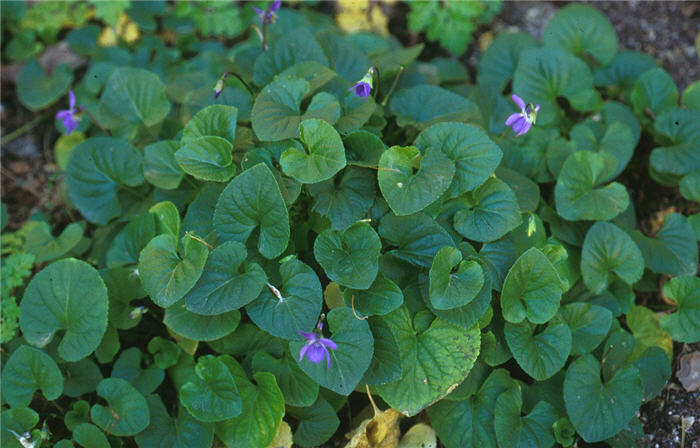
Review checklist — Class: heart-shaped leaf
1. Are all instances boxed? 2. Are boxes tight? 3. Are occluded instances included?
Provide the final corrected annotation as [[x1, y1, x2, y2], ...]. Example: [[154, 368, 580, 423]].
[[376, 306, 480, 416], [147, 337, 181, 369], [252, 351, 319, 407], [477, 32, 538, 91], [110, 347, 164, 396], [494, 387, 557, 448], [288, 397, 340, 448], [308, 166, 376, 231], [380, 145, 456, 216], [379, 212, 454, 268], [343, 273, 404, 317], [554, 151, 629, 221], [251, 77, 309, 142], [66, 137, 145, 225], [17, 60, 73, 110], [505, 318, 572, 381], [501, 247, 562, 324], [2, 407, 40, 448], [182, 104, 237, 146], [680, 170, 700, 202], [429, 246, 484, 310], [630, 68, 678, 119], [144, 140, 184, 190], [290, 307, 373, 396], [99, 67, 171, 129], [559, 302, 613, 356], [91, 378, 150, 436], [650, 108, 700, 178], [344, 130, 386, 167], [214, 163, 290, 259], [1, 345, 63, 408], [63, 358, 103, 398], [179, 355, 242, 422], [138, 234, 209, 308], [581, 222, 644, 294], [246, 257, 322, 340], [280, 118, 346, 184], [164, 301, 240, 341], [629, 213, 698, 276], [362, 316, 403, 385], [660, 275, 700, 343], [20, 258, 108, 361], [390, 85, 480, 130], [253, 28, 328, 87], [185, 241, 266, 315], [563, 354, 643, 442], [23, 220, 84, 263], [314, 222, 381, 289], [453, 177, 522, 243], [73, 423, 109, 448], [135, 395, 214, 448], [106, 213, 157, 268], [593, 51, 657, 92], [175, 136, 237, 182]]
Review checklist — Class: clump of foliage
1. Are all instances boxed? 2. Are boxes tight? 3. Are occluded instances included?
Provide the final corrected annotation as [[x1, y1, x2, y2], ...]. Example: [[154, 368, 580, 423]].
[[2, 1, 699, 448]]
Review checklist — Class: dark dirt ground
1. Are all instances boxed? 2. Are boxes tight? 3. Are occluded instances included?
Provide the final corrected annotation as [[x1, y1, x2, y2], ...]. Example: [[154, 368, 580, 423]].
[[1, 2, 699, 448]]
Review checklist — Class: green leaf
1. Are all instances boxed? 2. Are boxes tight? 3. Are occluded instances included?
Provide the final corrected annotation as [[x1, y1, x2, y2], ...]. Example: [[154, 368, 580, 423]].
[[138, 234, 209, 308], [214, 163, 290, 259], [378, 145, 455, 216], [494, 387, 556, 448], [554, 151, 629, 221], [629, 213, 698, 276], [660, 276, 700, 343], [390, 85, 480, 130], [1, 407, 39, 448], [215, 360, 285, 448], [175, 136, 236, 182], [164, 301, 241, 341], [563, 354, 643, 442], [144, 140, 184, 190], [149, 201, 181, 238], [65, 137, 145, 225], [101, 269, 147, 330], [147, 337, 181, 370], [20, 258, 108, 361], [453, 178, 522, 243], [593, 51, 657, 91], [106, 213, 156, 268], [632, 346, 671, 400], [251, 77, 309, 142], [180, 355, 242, 422], [289, 398, 340, 448], [414, 122, 502, 197], [280, 118, 346, 183], [23, 220, 84, 263], [1, 345, 63, 408], [290, 307, 373, 395], [559, 302, 612, 356], [63, 359, 103, 397], [542, 4, 618, 65], [308, 166, 376, 231], [278, 61, 336, 93], [379, 212, 454, 268], [362, 316, 403, 384], [429, 246, 484, 310], [513, 47, 601, 126], [680, 170, 700, 202], [91, 378, 150, 436], [111, 347, 164, 395], [135, 395, 214, 448], [630, 68, 678, 118], [246, 257, 322, 340], [429, 369, 514, 448], [185, 241, 266, 315], [501, 248, 562, 324], [252, 351, 319, 407], [99, 67, 171, 128], [182, 104, 237, 146], [650, 108, 700, 177], [304, 91, 341, 124], [183, 183, 225, 245], [253, 28, 328, 87], [581, 222, 644, 294], [73, 423, 109, 448], [495, 167, 540, 213], [65, 400, 90, 431], [505, 317, 571, 381], [313, 222, 381, 289], [344, 130, 386, 167], [376, 306, 480, 416], [344, 273, 404, 317], [17, 60, 73, 110], [477, 32, 538, 91]]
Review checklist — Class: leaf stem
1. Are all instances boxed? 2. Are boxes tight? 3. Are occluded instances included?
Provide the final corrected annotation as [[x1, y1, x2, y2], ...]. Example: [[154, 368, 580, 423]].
[[0, 113, 48, 145], [185, 231, 214, 249], [222, 72, 256, 98], [380, 65, 404, 108]]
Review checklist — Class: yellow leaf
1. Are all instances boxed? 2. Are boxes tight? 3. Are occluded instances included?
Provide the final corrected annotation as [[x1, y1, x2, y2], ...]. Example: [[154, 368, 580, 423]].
[[345, 388, 401, 448], [116, 12, 141, 43], [54, 132, 85, 171], [396, 423, 437, 448], [369, 6, 389, 36], [98, 26, 118, 47], [324, 282, 345, 310], [266, 421, 293, 448]]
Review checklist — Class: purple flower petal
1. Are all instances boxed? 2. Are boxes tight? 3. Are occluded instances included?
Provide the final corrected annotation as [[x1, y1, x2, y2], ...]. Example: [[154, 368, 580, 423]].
[[68, 90, 76, 109], [321, 344, 331, 368], [511, 94, 526, 111], [505, 113, 522, 126], [511, 117, 526, 134], [299, 343, 311, 361], [516, 121, 532, 136], [306, 345, 326, 364], [299, 331, 316, 341], [319, 338, 337, 350], [252, 6, 264, 14], [270, 0, 282, 12], [56, 110, 72, 121]]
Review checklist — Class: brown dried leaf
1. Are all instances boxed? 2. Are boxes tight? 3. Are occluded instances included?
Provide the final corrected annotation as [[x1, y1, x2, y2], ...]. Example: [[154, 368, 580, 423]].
[[344, 407, 401, 448], [677, 351, 700, 392], [396, 423, 437, 448]]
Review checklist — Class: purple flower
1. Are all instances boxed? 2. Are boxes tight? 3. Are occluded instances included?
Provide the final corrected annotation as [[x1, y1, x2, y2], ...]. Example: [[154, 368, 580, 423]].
[[349, 67, 375, 99], [299, 322, 338, 368], [505, 94, 540, 137], [55, 90, 81, 136], [252, 0, 282, 24]]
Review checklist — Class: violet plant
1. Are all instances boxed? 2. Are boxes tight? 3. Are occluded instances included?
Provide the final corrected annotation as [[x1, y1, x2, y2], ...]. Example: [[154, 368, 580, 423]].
[[2, 2, 699, 448]]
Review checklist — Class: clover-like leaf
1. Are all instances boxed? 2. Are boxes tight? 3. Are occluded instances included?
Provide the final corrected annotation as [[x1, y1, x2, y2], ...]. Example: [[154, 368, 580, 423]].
[[246, 257, 322, 340], [314, 222, 381, 290], [378, 145, 455, 216], [20, 258, 108, 361], [290, 307, 373, 396], [135, 395, 214, 448], [429, 246, 484, 310], [660, 276, 700, 343], [554, 151, 629, 221], [563, 354, 643, 442], [185, 241, 266, 315], [414, 122, 502, 197], [65, 137, 145, 225], [214, 163, 290, 259], [505, 318, 571, 381], [179, 355, 242, 422], [91, 378, 150, 436], [559, 302, 613, 356], [494, 387, 556, 448], [390, 85, 480, 130], [501, 247, 562, 324], [629, 213, 698, 276], [376, 306, 480, 416], [175, 136, 236, 182], [581, 222, 644, 294], [138, 234, 209, 308], [1, 345, 63, 408], [280, 118, 346, 184]]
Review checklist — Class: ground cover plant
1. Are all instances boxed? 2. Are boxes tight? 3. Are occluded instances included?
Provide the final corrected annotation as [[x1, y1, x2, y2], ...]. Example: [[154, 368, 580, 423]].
[[1, 1, 699, 447]]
